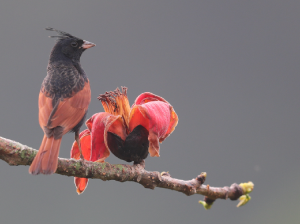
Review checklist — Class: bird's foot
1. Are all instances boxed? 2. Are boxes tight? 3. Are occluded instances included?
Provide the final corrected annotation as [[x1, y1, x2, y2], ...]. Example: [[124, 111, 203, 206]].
[[78, 154, 89, 168]]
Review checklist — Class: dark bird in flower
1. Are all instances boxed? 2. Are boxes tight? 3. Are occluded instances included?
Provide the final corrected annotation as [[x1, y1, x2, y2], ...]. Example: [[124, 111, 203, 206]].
[[71, 87, 178, 194], [29, 28, 95, 175]]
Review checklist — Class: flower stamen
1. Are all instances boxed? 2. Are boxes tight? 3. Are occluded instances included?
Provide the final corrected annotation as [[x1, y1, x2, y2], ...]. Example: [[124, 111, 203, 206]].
[[98, 87, 131, 133]]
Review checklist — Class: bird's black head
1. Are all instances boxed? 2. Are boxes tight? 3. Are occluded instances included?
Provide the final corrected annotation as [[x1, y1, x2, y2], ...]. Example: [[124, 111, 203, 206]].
[[46, 27, 95, 62]]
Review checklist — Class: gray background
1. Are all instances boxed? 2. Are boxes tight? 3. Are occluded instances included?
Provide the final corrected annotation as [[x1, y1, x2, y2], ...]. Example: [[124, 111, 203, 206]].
[[0, 1, 299, 223]]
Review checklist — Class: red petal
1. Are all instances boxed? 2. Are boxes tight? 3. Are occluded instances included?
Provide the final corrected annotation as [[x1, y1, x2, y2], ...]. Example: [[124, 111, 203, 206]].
[[74, 177, 89, 195], [129, 99, 178, 157], [85, 113, 100, 131], [89, 112, 127, 162], [70, 129, 91, 160], [70, 129, 91, 194], [133, 92, 169, 106]]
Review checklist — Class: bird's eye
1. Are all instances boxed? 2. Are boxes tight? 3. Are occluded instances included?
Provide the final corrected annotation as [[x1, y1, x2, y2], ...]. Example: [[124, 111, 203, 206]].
[[71, 42, 78, 47]]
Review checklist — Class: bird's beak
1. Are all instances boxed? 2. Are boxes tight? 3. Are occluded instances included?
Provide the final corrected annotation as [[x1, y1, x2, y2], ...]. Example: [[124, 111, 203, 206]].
[[82, 40, 96, 49]]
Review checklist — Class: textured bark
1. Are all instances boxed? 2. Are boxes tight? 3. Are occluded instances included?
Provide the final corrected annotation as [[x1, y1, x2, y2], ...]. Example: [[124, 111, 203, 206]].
[[0, 136, 250, 203]]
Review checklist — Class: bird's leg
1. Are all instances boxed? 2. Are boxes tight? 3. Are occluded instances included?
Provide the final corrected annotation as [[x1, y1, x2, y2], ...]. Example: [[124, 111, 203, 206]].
[[75, 131, 85, 161]]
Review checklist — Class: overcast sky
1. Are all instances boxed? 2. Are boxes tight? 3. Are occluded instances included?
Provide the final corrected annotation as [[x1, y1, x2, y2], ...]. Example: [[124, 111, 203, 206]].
[[0, 1, 299, 223]]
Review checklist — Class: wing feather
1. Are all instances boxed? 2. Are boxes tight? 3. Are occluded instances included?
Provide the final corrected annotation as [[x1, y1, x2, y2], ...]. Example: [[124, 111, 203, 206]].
[[38, 81, 91, 134]]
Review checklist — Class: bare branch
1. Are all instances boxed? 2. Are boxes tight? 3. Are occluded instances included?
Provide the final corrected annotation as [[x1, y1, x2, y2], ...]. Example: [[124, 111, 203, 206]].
[[0, 136, 253, 208]]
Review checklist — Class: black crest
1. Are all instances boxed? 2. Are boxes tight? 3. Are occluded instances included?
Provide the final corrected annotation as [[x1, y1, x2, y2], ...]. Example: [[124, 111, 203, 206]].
[[45, 27, 80, 40]]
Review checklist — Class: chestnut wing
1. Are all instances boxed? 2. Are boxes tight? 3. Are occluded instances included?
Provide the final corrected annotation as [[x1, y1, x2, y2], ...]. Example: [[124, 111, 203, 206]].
[[39, 81, 91, 134]]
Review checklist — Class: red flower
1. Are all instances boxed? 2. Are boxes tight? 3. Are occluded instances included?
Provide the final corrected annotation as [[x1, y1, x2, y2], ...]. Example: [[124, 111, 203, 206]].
[[70, 87, 178, 194]]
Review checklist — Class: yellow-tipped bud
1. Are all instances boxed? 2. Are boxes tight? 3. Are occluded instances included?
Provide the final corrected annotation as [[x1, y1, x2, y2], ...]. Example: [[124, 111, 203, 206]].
[[239, 181, 254, 194], [200, 172, 207, 178], [199, 200, 213, 210], [237, 194, 251, 207]]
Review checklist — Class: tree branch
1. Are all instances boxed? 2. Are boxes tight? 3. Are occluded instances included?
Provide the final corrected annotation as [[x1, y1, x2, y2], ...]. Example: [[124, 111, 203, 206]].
[[0, 136, 254, 209]]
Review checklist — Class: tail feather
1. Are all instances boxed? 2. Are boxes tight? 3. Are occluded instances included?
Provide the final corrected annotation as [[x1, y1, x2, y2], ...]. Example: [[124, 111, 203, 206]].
[[29, 135, 62, 175]]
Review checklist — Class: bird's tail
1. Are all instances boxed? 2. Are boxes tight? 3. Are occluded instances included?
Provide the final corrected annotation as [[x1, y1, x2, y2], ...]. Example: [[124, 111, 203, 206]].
[[29, 135, 62, 175]]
